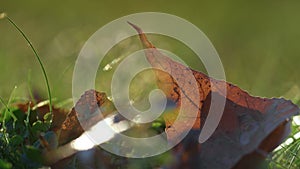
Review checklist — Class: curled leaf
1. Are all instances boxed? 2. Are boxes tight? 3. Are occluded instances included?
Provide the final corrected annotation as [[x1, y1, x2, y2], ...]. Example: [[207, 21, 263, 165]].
[[129, 22, 300, 168]]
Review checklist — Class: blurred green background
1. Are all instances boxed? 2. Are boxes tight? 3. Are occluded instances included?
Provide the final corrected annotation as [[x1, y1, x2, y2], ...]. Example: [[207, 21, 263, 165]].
[[1, 0, 300, 105]]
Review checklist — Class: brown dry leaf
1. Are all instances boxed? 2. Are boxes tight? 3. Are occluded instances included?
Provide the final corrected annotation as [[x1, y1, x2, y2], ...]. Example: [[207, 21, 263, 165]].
[[129, 22, 300, 168], [58, 89, 116, 145]]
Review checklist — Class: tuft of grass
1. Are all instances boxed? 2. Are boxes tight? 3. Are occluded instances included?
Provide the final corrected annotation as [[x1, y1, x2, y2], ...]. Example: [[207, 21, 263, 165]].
[[268, 92, 300, 169], [268, 120, 300, 168], [0, 13, 52, 116], [0, 86, 18, 127]]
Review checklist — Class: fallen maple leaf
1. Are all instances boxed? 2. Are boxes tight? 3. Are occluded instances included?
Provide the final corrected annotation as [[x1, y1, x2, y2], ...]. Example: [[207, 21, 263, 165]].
[[129, 22, 300, 168]]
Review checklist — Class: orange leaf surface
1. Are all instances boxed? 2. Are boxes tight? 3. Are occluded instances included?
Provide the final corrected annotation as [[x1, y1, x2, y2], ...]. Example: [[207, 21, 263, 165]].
[[129, 22, 300, 168]]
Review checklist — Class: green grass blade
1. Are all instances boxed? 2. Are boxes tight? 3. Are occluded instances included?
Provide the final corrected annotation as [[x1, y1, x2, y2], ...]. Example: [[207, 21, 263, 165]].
[[1, 13, 52, 116], [0, 87, 18, 122], [0, 96, 17, 143]]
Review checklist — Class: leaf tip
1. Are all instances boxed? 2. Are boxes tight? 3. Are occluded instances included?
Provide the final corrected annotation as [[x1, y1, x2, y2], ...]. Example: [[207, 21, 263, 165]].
[[127, 21, 143, 34], [127, 21, 155, 49]]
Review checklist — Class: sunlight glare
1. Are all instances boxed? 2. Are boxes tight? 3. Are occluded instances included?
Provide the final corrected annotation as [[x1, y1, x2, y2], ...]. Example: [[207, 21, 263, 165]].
[[71, 114, 132, 151]]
